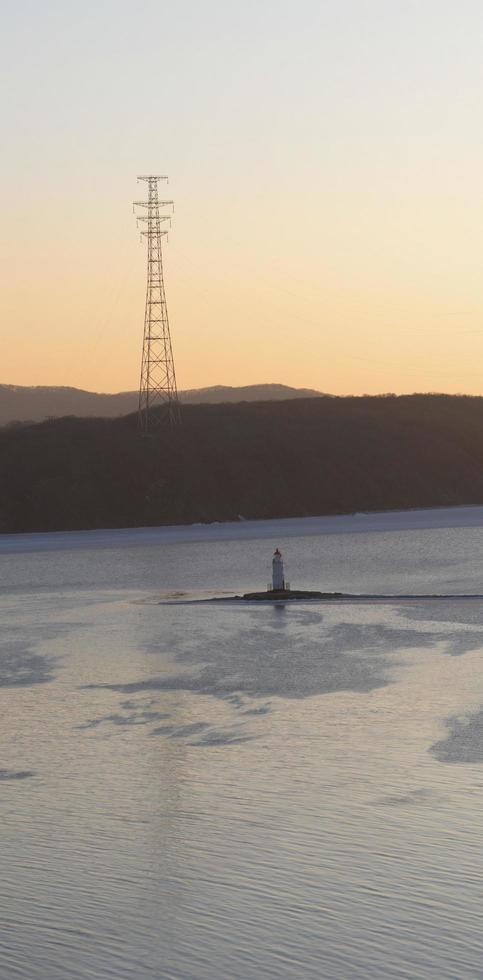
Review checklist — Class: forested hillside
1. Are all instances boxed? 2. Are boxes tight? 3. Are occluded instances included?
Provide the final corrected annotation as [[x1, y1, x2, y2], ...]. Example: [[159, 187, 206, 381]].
[[2, 394, 483, 533]]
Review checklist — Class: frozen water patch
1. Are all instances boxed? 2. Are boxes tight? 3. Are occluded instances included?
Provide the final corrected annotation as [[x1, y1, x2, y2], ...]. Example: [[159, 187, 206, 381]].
[[400, 603, 483, 656], [0, 769, 35, 781], [4, 504, 483, 554], [83, 616, 437, 706], [376, 788, 435, 806], [149, 721, 210, 739], [78, 710, 172, 730], [0, 640, 57, 687], [242, 704, 271, 716], [191, 729, 255, 747], [148, 719, 254, 746], [431, 709, 483, 764]]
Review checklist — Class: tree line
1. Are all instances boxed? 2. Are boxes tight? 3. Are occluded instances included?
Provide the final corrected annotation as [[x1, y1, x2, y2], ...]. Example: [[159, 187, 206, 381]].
[[2, 394, 483, 533]]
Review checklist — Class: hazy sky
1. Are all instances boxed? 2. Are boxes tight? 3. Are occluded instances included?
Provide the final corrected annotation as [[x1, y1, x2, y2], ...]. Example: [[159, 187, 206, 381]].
[[2, 0, 483, 394]]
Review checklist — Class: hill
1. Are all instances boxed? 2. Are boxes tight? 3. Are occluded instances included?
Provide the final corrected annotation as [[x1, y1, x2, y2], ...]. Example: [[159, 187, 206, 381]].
[[0, 382, 322, 426], [3, 394, 483, 534]]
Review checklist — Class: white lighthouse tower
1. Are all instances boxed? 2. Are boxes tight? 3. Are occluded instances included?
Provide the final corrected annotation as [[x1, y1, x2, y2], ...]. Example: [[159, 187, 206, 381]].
[[272, 548, 286, 591]]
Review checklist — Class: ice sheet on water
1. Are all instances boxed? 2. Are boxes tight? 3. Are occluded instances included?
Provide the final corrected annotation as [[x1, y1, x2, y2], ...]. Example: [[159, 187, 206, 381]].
[[431, 708, 483, 764], [77, 709, 172, 730], [375, 788, 436, 806], [0, 769, 35, 781], [4, 504, 483, 554], [0, 640, 57, 687], [398, 600, 483, 656], [5, 520, 483, 978], [83, 611, 436, 706]]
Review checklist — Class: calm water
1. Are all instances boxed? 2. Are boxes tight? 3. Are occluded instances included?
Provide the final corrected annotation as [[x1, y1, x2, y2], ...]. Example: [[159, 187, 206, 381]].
[[2, 508, 483, 979]]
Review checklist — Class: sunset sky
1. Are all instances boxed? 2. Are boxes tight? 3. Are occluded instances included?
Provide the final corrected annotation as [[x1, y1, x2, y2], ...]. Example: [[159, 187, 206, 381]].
[[2, 0, 483, 395]]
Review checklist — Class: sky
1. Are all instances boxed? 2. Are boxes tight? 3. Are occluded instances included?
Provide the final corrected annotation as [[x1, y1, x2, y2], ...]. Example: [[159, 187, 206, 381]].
[[2, 0, 483, 395]]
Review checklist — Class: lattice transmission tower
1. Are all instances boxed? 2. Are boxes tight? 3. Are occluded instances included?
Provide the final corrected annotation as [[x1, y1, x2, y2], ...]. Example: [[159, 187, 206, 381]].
[[133, 175, 180, 430]]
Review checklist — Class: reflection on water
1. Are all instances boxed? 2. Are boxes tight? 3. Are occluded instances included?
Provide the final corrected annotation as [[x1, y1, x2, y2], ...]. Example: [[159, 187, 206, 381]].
[[2, 514, 483, 977]]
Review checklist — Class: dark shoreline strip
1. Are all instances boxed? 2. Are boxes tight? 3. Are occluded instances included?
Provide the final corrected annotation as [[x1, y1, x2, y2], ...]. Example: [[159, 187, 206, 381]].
[[158, 593, 483, 605]]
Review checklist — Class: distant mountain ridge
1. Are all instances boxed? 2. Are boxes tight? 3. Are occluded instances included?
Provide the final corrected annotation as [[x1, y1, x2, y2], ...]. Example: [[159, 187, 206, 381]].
[[0, 382, 323, 426]]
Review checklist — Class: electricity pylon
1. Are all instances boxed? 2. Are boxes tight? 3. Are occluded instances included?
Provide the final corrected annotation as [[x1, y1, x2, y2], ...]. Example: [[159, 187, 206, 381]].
[[133, 175, 180, 430]]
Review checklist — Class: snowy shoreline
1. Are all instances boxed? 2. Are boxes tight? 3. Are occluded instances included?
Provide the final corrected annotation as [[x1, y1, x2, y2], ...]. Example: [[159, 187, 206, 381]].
[[3, 504, 483, 554]]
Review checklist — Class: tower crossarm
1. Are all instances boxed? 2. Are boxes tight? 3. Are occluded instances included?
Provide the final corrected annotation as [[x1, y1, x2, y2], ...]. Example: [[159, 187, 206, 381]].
[[136, 214, 171, 223], [133, 199, 173, 207]]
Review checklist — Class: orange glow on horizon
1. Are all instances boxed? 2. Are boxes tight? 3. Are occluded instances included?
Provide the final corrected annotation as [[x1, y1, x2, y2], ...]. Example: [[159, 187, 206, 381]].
[[3, 2, 483, 397]]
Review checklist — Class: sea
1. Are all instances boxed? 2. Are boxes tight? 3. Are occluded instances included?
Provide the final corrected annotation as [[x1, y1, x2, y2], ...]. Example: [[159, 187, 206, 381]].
[[2, 506, 483, 979]]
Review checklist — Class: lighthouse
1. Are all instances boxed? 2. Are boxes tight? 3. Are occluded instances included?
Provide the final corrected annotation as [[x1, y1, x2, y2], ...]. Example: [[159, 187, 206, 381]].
[[272, 548, 286, 591]]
